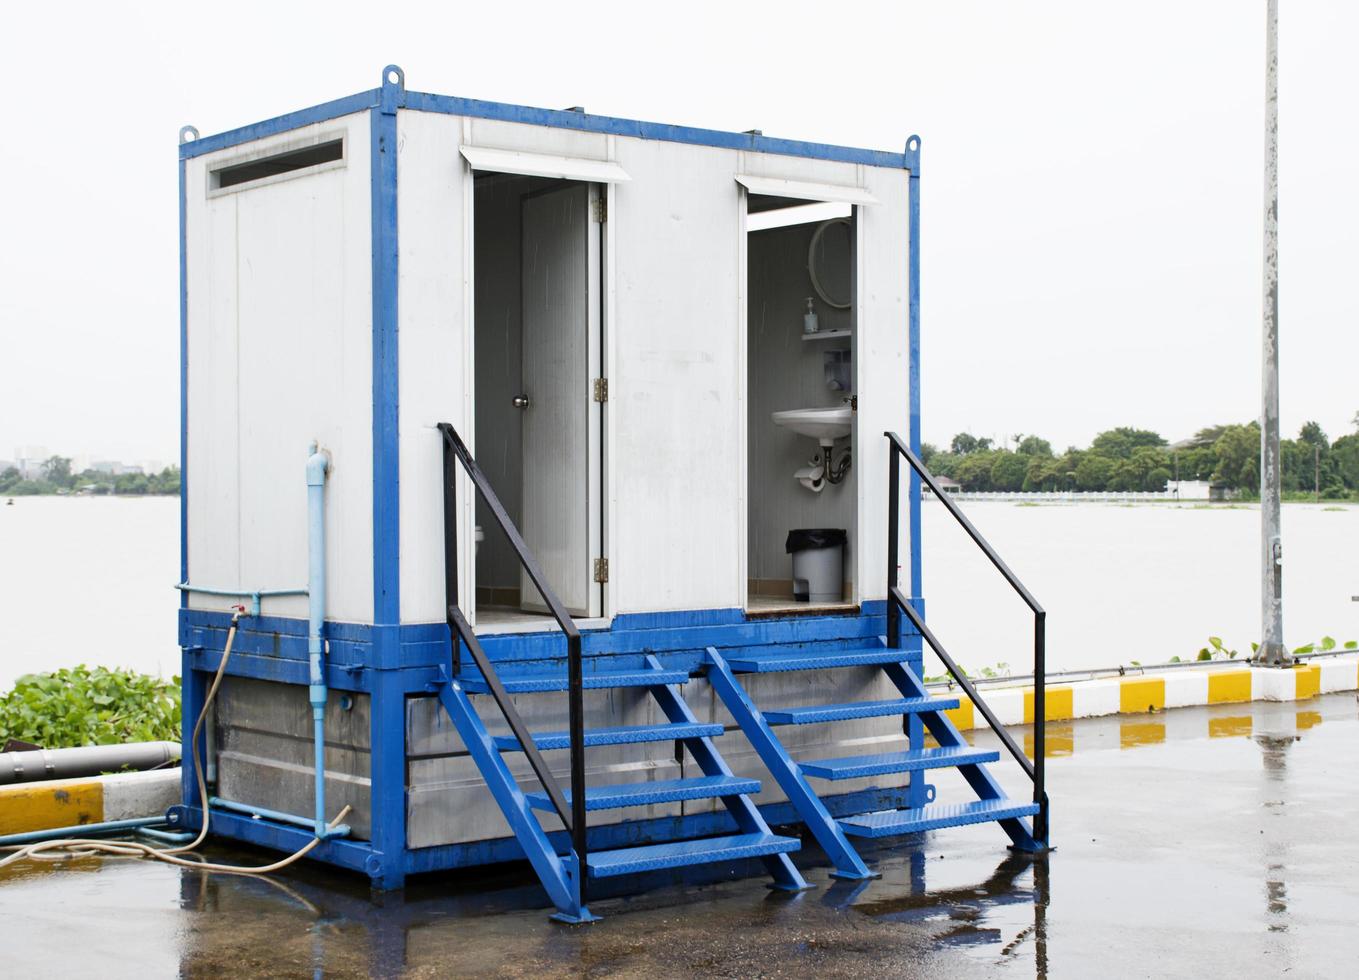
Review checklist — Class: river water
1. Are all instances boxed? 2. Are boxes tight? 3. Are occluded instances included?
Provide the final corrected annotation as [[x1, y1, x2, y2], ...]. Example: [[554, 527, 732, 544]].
[[1, 496, 1355, 690]]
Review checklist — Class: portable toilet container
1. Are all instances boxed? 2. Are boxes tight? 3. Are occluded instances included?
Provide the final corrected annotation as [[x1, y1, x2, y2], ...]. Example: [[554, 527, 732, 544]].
[[174, 66, 1044, 922]]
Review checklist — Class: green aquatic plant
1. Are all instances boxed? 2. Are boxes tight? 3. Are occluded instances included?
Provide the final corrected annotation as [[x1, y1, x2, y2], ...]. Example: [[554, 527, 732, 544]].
[[0, 665, 180, 749], [1287, 635, 1357, 655], [1198, 636, 1238, 661]]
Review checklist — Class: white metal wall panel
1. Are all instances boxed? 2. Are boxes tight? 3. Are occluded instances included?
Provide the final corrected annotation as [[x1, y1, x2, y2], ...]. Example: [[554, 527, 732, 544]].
[[185, 113, 373, 623], [465, 118, 611, 165], [397, 110, 472, 624], [185, 159, 242, 600]]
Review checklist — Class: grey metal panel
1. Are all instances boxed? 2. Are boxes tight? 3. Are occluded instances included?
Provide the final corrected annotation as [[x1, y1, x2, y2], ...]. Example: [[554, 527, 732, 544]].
[[213, 677, 372, 839], [405, 686, 683, 849]]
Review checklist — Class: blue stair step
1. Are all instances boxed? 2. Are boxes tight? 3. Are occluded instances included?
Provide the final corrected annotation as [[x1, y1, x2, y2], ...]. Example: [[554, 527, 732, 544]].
[[460, 667, 690, 695], [493, 721, 723, 752], [801, 745, 1001, 780], [762, 696, 957, 725], [837, 799, 1041, 838], [587, 832, 800, 878], [724, 647, 909, 673], [525, 775, 760, 812]]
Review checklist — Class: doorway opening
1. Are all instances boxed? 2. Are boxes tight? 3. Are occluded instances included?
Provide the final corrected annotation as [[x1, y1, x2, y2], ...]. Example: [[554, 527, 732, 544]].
[[472, 174, 604, 630], [746, 195, 858, 614]]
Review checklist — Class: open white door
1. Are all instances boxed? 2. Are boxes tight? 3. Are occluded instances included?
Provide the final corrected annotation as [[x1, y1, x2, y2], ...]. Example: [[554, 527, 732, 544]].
[[519, 184, 601, 616]]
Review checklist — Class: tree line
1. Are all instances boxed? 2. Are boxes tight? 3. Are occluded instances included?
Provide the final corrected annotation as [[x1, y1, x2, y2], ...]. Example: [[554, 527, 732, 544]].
[[0, 456, 180, 496], [920, 414, 1359, 498]]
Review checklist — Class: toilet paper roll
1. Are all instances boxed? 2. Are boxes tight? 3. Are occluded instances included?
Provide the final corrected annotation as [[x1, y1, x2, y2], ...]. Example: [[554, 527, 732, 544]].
[[794, 466, 825, 493]]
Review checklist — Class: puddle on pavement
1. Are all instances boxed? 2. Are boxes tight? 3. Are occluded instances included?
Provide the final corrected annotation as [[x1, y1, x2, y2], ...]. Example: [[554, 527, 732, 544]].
[[4, 695, 1357, 977]]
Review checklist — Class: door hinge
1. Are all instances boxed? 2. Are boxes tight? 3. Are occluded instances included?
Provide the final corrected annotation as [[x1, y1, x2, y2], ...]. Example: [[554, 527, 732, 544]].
[[592, 377, 609, 402], [592, 196, 607, 223], [593, 557, 609, 583]]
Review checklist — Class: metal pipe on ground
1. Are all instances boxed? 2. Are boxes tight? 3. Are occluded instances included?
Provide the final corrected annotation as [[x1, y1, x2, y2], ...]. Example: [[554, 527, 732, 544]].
[[0, 741, 181, 785], [0, 817, 168, 847]]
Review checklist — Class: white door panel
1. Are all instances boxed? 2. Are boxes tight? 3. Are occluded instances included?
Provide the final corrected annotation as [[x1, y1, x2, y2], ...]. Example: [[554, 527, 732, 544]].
[[520, 184, 599, 615]]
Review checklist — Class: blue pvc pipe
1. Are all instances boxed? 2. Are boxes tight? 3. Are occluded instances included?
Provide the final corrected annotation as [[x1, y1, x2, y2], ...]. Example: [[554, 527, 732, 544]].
[[209, 796, 350, 838], [0, 817, 165, 847], [306, 443, 331, 839], [135, 825, 198, 844]]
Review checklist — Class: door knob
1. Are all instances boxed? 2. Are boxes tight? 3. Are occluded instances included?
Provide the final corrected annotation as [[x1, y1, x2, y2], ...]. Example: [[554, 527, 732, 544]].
[[512, 394, 531, 409]]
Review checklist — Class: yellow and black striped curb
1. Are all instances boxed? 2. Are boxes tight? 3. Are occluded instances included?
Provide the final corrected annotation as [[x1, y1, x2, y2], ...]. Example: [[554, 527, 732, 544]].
[[0, 769, 179, 837], [934, 657, 1358, 732]]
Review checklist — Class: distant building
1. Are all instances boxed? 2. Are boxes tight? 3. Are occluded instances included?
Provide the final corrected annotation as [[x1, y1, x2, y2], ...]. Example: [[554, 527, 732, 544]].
[[923, 476, 962, 494], [1166, 480, 1212, 500], [15, 445, 49, 480]]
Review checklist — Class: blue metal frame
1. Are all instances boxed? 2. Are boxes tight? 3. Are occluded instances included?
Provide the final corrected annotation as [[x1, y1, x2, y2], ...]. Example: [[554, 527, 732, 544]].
[[179, 69, 908, 170], [366, 67, 407, 889], [903, 137, 926, 812], [175, 65, 927, 893]]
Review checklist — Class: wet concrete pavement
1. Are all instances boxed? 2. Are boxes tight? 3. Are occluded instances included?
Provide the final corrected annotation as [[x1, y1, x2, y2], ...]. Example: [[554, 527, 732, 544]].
[[4, 694, 1358, 978]]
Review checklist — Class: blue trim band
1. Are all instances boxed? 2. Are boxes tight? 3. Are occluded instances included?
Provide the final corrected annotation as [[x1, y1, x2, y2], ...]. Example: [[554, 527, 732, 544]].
[[177, 603, 903, 689], [178, 78, 907, 170], [179, 90, 380, 159]]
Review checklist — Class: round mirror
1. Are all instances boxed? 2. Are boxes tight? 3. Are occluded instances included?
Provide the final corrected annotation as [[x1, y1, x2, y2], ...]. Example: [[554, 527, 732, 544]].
[[808, 217, 852, 310]]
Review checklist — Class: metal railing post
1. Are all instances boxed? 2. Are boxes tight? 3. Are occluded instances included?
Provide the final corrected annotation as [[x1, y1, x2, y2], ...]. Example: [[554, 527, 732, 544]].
[[887, 448, 900, 649], [567, 632, 587, 904], [442, 432, 460, 674], [1034, 611, 1047, 845]]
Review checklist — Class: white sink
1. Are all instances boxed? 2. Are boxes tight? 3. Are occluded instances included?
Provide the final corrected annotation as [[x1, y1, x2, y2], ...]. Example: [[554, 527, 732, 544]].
[[772, 406, 853, 446]]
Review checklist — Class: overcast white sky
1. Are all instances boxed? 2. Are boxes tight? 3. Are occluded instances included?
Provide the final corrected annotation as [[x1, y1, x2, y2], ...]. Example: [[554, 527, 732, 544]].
[[2, 1, 1355, 462]]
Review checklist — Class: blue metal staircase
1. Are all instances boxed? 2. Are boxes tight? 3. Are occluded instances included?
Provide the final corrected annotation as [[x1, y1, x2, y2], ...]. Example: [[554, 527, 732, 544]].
[[436, 656, 808, 921], [705, 639, 1042, 881], [431, 423, 1051, 920]]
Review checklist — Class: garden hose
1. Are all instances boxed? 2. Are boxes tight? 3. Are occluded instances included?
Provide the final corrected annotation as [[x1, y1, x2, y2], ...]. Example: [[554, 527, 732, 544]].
[[0, 608, 351, 875]]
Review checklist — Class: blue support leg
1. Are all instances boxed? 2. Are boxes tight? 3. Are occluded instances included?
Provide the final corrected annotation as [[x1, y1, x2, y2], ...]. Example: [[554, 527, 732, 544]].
[[434, 680, 596, 921], [704, 648, 876, 881], [882, 661, 1040, 852], [367, 648, 408, 891], [180, 658, 207, 811], [643, 656, 810, 893]]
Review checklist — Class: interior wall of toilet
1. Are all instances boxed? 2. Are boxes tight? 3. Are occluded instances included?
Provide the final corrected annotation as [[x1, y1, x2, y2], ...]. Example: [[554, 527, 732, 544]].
[[746, 219, 856, 596], [473, 175, 537, 598]]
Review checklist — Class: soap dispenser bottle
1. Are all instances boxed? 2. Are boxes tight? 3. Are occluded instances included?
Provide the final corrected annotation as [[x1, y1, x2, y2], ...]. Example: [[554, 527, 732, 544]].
[[803, 297, 819, 335]]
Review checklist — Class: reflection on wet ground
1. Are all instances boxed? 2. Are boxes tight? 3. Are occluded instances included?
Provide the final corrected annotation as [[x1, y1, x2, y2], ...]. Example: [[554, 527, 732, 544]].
[[4, 695, 1359, 977]]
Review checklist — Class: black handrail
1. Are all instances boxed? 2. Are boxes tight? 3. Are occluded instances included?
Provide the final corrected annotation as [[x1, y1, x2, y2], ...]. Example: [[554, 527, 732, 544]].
[[885, 431, 1049, 846], [438, 422, 588, 897]]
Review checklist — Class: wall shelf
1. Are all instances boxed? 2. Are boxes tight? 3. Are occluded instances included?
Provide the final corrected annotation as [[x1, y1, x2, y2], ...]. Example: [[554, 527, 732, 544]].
[[802, 328, 853, 342]]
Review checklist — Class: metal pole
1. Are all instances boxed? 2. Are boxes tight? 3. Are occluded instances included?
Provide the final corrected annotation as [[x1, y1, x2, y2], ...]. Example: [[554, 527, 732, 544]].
[[1254, 0, 1289, 667]]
